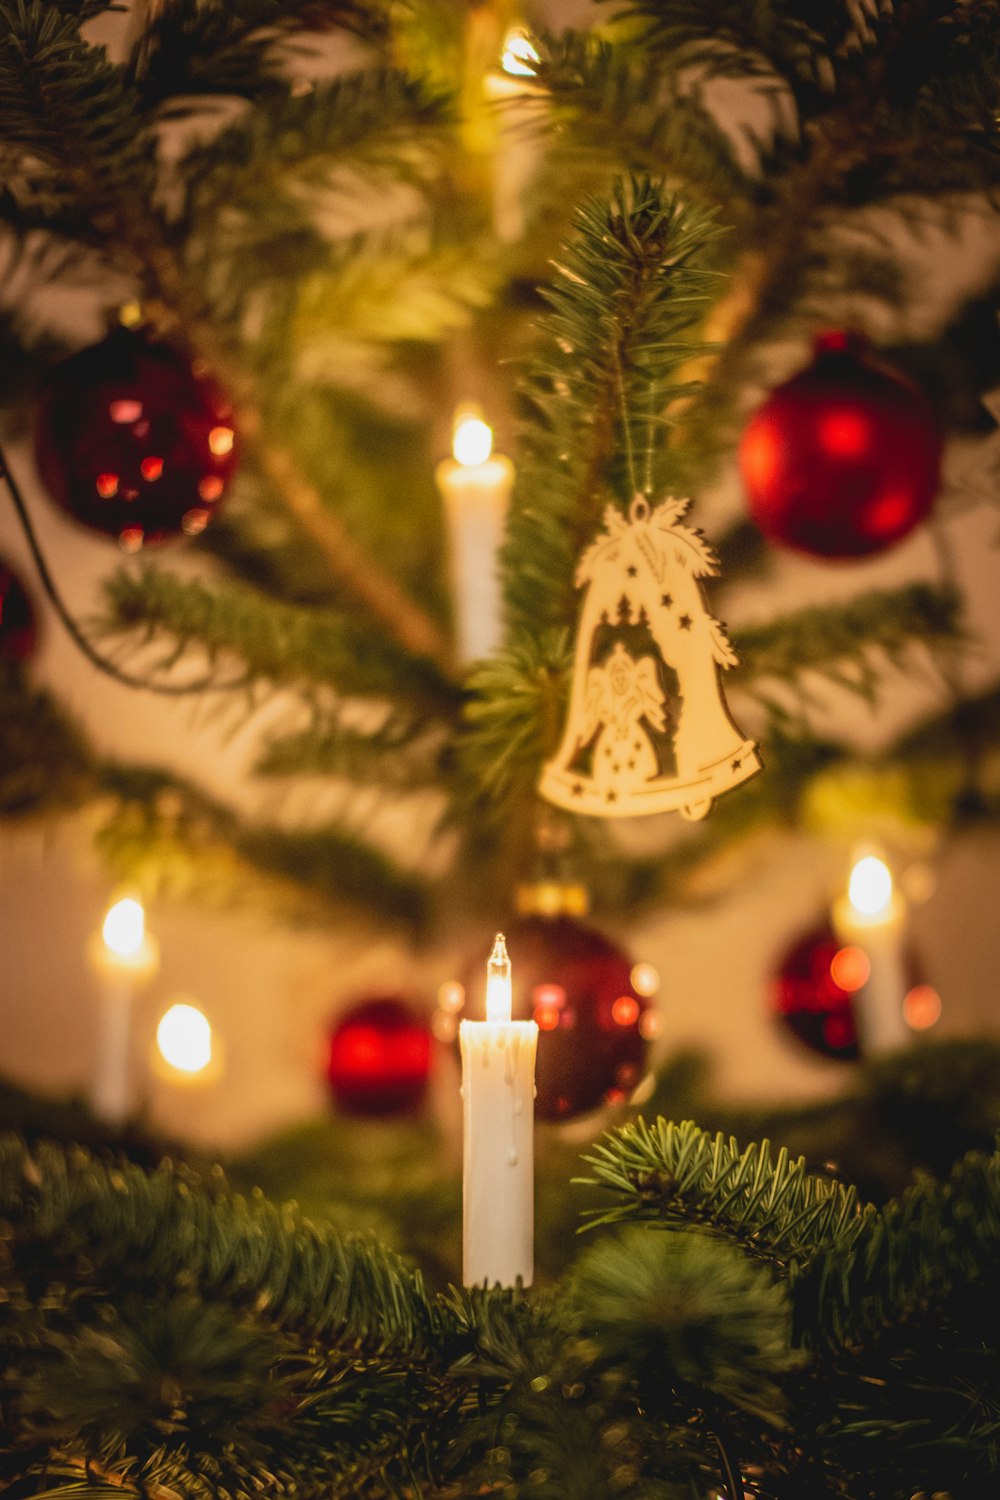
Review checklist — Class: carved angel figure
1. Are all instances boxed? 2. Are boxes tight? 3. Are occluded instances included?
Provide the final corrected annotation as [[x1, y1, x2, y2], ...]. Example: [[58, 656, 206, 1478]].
[[582, 642, 667, 800]]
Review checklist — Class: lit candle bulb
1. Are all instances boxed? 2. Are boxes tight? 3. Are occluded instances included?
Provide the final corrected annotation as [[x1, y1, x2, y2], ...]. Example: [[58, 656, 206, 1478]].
[[87, 894, 159, 1123], [460, 933, 538, 1287], [436, 407, 514, 663], [156, 1000, 214, 1077], [833, 848, 910, 1055]]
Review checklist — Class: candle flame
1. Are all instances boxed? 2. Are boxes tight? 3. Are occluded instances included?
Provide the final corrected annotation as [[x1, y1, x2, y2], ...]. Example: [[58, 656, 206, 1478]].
[[157, 1002, 212, 1074], [501, 27, 540, 77], [453, 408, 493, 466], [102, 897, 145, 958], [486, 931, 512, 1022], [848, 853, 894, 918]]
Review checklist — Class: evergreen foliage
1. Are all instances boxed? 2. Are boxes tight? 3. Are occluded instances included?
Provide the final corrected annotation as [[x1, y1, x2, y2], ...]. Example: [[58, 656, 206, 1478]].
[[3, 1109, 1000, 1497], [1, 0, 999, 917], [3, 2, 1000, 1488]]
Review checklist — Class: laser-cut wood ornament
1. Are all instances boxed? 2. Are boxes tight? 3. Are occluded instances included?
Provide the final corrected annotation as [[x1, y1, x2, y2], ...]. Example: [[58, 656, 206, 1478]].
[[539, 495, 761, 820]]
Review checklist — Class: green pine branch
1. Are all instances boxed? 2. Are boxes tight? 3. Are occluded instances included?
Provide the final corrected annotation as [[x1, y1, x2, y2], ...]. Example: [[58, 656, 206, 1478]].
[[0, 1133, 438, 1354], [0, 665, 95, 817], [579, 1117, 876, 1270], [601, 0, 848, 112], [501, 175, 724, 639], [798, 1144, 1000, 1351], [100, 568, 459, 715], [178, 71, 452, 235], [538, 32, 763, 216], [0, 2, 154, 218], [132, 0, 390, 109], [738, 581, 965, 702], [255, 714, 446, 789]]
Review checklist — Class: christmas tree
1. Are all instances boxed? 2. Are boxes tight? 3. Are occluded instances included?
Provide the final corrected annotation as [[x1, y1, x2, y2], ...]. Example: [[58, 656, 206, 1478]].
[[2, 1, 1000, 1494]]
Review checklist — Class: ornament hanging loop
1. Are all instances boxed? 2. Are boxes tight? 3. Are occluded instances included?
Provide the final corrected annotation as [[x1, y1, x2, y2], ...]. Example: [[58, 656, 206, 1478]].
[[629, 494, 650, 523]]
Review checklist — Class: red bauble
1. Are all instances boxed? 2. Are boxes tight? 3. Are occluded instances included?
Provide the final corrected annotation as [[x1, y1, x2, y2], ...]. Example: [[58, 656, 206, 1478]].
[[0, 558, 37, 663], [771, 921, 936, 1060], [34, 327, 238, 550], [771, 923, 861, 1061], [739, 332, 942, 558], [461, 915, 653, 1120], [325, 996, 432, 1116]]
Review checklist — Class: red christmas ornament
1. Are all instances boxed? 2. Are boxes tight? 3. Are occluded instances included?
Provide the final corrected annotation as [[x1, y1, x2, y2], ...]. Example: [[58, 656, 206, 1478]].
[[0, 558, 37, 663], [460, 913, 654, 1119], [325, 996, 432, 1116], [739, 332, 942, 558], [771, 922, 861, 1061], [34, 327, 238, 550], [771, 921, 936, 1060]]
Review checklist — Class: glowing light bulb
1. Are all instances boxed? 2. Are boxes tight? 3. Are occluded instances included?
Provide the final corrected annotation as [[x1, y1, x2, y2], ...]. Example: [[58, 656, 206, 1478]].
[[848, 854, 894, 918], [501, 26, 540, 77], [102, 898, 145, 959], [453, 409, 493, 466], [208, 425, 234, 457], [486, 932, 512, 1022], [438, 981, 466, 1014], [903, 984, 941, 1031], [630, 962, 659, 998], [157, 1003, 212, 1074]]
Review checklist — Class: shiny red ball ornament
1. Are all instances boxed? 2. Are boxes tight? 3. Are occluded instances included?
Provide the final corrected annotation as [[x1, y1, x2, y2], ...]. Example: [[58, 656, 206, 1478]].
[[771, 922, 861, 1061], [325, 996, 432, 1116], [34, 327, 238, 550], [0, 558, 37, 663], [772, 920, 936, 1059], [739, 332, 942, 558], [463, 914, 653, 1120]]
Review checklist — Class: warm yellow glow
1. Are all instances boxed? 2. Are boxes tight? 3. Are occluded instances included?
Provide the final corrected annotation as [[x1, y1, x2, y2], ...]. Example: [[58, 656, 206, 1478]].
[[830, 945, 870, 993], [438, 980, 466, 1014], [903, 984, 942, 1031], [453, 409, 493, 466], [630, 962, 660, 998], [208, 425, 235, 457], [639, 1009, 662, 1041], [156, 1003, 212, 1074], [848, 854, 894, 917], [612, 995, 640, 1027], [501, 26, 540, 77], [486, 932, 512, 1023], [102, 898, 145, 959]]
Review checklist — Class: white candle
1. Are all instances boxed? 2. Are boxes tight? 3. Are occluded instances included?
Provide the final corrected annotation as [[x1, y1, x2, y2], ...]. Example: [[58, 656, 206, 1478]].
[[460, 933, 538, 1287], [86, 896, 159, 1122], [486, 27, 544, 243], [833, 850, 911, 1055], [436, 408, 514, 664]]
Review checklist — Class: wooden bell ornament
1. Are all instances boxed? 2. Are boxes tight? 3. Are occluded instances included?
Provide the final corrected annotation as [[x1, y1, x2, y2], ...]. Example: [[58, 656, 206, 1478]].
[[539, 495, 761, 820]]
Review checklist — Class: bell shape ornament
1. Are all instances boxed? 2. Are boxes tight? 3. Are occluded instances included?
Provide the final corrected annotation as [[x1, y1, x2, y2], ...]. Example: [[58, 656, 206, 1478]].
[[539, 496, 761, 820]]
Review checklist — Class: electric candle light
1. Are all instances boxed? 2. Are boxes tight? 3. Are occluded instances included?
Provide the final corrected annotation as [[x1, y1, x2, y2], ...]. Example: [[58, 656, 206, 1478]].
[[833, 848, 910, 1054], [460, 933, 538, 1288], [486, 25, 544, 241], [86, 894, 159, 1123], [156, 1001, 213, 1076], [435, 407, 514, 663]]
